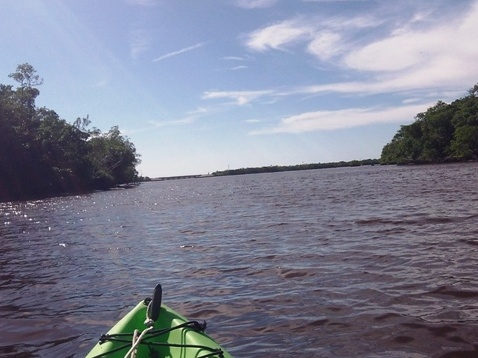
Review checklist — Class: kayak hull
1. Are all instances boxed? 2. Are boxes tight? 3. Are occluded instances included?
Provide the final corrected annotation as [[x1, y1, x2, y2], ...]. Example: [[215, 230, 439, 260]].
[[86, 299, 232, 358]]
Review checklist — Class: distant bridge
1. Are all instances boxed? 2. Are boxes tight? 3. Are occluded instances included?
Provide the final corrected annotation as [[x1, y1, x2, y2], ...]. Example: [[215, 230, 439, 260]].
[[150, 174, 211, 181]]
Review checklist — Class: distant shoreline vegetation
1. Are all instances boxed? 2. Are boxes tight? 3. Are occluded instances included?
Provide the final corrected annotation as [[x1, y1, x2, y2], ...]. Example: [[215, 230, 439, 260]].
[[212, 159, 380, 176], [0, 63, 141, 202]]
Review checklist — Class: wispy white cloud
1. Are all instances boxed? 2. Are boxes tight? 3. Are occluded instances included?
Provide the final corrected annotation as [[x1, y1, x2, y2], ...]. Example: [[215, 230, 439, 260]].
[[244, 13, 379, 55], [306, 32, 342, 61], [149, 107, 215, 128], [222, 55, 251, 71], [203, 89, 274, 105], [244, 19, 312, 52], [235, 0, 278, 9], [250, 103, 434, 135], [153, 42, 208, 62], [149, 117, 195, 128], [223, 56, 249, 61]]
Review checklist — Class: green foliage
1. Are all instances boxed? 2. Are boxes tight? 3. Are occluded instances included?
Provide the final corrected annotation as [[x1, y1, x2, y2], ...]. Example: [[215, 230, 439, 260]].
[[0, 63, 141, 202], [88, 126, 141, 189], [381, 122, 423, 164], [450, 125, 478, 159], [380, 85, 478, 164]]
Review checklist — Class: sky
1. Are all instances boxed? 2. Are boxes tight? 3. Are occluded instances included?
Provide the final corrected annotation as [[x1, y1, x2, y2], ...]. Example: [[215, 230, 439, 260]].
[[1, 0, 478, 177]]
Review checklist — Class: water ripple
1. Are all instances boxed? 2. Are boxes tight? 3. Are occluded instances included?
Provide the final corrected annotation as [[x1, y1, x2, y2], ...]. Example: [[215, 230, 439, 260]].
[[1, 163, 478, 357]]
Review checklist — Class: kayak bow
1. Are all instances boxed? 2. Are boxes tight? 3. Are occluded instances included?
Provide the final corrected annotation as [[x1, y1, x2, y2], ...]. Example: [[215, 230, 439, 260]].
[[86, 284, 233, 358]]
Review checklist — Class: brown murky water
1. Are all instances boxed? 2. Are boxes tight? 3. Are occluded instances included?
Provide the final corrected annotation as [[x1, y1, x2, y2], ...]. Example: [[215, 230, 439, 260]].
[[1, 163, 478, 357]]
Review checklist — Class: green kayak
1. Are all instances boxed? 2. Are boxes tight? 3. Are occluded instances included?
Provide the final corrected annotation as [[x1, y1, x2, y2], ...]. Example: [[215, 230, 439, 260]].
[[86, 284, 233, 358]]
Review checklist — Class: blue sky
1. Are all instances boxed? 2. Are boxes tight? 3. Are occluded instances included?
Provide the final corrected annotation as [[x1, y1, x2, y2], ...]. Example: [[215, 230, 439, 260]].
[[1, 0, 477, 177]]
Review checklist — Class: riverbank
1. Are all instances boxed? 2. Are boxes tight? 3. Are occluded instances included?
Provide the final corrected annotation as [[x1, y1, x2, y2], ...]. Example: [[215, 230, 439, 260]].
[[211, 158, 380, 176]]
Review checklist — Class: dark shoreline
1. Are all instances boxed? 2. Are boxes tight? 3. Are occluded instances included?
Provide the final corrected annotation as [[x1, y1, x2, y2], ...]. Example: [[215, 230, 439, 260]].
[[211, 158, 478, 177], [211, 158, 380, 177]]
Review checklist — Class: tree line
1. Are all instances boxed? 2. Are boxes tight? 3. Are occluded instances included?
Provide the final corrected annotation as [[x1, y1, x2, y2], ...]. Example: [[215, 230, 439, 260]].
[[381, 84, 478, 164], [0, 63, 141, 202], [212, 159, 379, 176]]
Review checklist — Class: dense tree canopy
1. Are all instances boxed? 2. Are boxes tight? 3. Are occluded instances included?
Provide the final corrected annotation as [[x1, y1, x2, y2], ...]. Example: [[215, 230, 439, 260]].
[[381, 85, 478, 164], [0, 63, 140, 201]]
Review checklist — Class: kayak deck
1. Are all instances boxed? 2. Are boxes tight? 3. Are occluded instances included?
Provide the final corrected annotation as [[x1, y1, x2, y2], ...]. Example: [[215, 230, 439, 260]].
[[86, 297, 232, 358]]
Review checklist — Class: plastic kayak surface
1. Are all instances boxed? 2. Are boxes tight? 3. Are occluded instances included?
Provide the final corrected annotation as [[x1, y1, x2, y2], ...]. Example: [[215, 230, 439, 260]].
[[86, 299, 233, 358]]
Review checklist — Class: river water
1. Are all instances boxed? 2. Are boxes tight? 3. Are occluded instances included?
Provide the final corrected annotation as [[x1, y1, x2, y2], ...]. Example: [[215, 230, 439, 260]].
[[1, 163, 478, 357]]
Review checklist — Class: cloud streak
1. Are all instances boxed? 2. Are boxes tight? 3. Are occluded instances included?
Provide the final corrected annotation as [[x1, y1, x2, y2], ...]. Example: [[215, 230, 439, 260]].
[[149, 107, 217, 128], [245, 19, 312, 52], [203, 89, 274, 105], [250, 103, 435, 135], [153, 42, 208, 62]]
